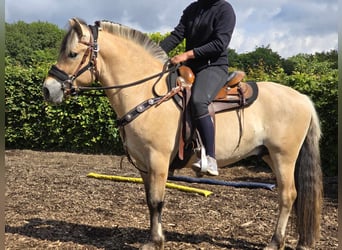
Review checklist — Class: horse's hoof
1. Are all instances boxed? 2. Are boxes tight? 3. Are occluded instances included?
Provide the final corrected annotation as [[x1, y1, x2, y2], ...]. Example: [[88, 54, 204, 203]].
[[140, 242, 164, 250]]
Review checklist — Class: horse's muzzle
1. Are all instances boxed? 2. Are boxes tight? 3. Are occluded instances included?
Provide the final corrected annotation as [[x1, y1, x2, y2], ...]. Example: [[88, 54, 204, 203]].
[[42, 79, 65, 104]]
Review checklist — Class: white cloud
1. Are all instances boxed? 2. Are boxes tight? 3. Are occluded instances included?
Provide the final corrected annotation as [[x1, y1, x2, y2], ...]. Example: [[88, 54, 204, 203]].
[[229, 0, 337, 57], [5, 0, 337, 58]]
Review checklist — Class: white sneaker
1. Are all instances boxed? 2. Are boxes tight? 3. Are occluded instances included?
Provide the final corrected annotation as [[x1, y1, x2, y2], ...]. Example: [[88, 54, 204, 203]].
[[206, 156, 219, 176], [191, 156, 218, 176]]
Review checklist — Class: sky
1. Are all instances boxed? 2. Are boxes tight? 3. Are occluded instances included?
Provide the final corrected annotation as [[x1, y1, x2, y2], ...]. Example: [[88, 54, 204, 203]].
[[5, 0, 338, 58]]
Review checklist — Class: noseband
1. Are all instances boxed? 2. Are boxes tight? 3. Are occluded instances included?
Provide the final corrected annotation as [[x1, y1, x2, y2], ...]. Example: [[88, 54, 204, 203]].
[[48, 22, 100, 96]]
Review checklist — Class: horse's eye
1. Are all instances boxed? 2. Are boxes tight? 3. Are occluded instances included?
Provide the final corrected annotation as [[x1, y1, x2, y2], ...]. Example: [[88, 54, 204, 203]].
[[68, 52, 78, 58]]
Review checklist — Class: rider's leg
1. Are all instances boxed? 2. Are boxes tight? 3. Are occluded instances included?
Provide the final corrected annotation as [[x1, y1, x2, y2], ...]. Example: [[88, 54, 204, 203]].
[[189, 65, 228, 176], [193, 114, 218, 176]]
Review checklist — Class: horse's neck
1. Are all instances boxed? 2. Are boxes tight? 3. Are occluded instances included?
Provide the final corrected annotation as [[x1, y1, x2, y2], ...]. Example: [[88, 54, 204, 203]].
[[99, 34, 168, 118]]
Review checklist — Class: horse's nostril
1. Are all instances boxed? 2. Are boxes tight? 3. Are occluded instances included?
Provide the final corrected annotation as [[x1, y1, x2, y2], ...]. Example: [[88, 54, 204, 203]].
[[43, 87, 50, 100]]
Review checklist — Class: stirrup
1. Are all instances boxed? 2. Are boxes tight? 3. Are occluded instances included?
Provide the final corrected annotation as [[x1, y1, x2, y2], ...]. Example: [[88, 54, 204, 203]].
[[191, 158, 204, 177], [191, 145, 208, 174]]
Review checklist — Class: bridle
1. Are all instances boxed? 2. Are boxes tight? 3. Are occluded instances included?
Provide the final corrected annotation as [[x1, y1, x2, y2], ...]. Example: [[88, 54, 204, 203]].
[[47, 21, 179, 97], [47, 22, 100, 96]]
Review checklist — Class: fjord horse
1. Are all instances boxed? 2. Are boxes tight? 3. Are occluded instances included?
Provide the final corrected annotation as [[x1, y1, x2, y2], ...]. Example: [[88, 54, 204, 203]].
[[43, 18, 322, 250]]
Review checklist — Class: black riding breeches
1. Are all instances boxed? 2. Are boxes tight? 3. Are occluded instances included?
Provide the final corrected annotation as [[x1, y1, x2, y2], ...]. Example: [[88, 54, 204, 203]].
[[190, 65, 228, 118]]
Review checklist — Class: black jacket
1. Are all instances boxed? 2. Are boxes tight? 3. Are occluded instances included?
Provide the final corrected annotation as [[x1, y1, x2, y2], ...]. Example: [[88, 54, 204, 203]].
[[160, 0, 236, 71]]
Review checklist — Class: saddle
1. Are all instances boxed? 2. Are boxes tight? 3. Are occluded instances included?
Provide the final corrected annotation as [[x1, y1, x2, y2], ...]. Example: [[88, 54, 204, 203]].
[[168, 67, 258, 112], [168, 66, 258, 171]]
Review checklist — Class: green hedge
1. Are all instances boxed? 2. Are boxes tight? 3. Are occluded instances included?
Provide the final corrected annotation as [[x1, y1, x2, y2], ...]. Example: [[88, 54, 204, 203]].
[[5, 60, 123, 154], [286, 73, 338, 176], [5, 59, 337, 175]]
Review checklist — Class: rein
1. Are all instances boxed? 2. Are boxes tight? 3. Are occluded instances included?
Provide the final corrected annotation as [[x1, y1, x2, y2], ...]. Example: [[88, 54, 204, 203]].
[[77, 61, 179, 94]]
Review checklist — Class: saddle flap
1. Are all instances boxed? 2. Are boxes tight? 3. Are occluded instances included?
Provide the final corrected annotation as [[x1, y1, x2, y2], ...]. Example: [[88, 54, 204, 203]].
[[213, 81, 258, 113]]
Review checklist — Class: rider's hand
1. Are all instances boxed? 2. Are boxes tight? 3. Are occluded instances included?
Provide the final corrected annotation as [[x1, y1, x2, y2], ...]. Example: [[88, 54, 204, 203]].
[[170, 50, 195, 65]]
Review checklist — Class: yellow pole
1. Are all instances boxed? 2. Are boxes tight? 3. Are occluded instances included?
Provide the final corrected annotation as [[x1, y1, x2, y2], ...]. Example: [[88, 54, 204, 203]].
[[87, 172, 213, 197]]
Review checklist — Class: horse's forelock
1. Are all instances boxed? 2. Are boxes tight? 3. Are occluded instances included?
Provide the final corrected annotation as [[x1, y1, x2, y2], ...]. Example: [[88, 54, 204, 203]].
[[59, 18, 87, 59]]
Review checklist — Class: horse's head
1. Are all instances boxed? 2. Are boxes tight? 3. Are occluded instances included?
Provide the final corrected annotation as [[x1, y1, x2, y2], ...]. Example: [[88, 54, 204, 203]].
[[43, 18, 99, 103]]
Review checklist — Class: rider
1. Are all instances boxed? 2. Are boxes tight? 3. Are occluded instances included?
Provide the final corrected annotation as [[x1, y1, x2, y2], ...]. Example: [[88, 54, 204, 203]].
[[160, 0, 236, 176]]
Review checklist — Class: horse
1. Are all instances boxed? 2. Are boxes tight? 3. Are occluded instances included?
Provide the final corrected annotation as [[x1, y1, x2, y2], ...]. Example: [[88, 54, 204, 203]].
[[42, 18, 323, 250]]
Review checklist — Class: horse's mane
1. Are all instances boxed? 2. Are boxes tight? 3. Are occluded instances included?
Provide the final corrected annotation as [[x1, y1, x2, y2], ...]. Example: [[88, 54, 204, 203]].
[[60, 19, 169, 63], [98, 20, 168, 63]]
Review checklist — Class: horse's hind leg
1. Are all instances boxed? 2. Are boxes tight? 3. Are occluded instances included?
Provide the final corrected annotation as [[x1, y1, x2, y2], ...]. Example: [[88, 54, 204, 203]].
[[140, 157, 169, 250], [263, 154, 297, 250]]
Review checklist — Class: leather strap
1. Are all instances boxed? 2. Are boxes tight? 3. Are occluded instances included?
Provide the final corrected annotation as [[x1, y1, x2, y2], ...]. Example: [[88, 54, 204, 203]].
[[116, 97, 162, 127], [178, 86, 192, 160]]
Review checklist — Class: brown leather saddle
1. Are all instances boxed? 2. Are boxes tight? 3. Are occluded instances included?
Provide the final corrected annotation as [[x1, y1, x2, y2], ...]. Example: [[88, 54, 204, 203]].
[[167, 66, 259, 170], [168, 66, 258, 113]]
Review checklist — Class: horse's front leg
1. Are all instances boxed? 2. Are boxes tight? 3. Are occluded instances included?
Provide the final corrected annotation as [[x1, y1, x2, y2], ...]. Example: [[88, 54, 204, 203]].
[[140, 160, 168, 250]]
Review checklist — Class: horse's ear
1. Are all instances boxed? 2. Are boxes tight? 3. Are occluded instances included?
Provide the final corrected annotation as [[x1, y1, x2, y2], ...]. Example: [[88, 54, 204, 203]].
[[68, 18, 86, 37]]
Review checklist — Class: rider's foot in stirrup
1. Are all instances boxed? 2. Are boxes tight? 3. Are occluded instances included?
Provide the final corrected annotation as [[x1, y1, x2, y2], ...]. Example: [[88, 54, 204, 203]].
[[191, 158, 204, 177], [191, 158, 201, 171], [191, 156, 218, 176]]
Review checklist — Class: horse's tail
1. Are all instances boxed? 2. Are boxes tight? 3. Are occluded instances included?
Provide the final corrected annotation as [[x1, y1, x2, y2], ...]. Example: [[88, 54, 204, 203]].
[[294, 100, 323, 247]]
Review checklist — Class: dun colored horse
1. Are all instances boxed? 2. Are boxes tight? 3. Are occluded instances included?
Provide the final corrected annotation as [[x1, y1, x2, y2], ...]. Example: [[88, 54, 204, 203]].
[[43, 18, 322, 250]]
